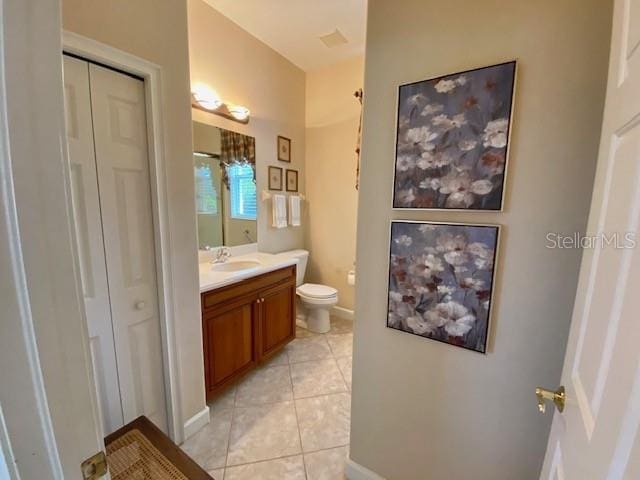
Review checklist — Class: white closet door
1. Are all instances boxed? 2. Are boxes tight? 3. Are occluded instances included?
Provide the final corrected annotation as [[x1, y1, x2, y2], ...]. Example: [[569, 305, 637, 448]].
[[62, 55, 124, 435], [88, 63, 168, 432]]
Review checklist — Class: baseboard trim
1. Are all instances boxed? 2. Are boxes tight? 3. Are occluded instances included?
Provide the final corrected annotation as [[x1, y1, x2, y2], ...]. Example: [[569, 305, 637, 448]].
[[182, 405, 210, 441], [345, 459, 386, 480], [331, 306, 354, 321]]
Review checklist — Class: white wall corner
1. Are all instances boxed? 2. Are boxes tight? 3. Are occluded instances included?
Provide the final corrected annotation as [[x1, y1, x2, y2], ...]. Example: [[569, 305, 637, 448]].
[[182, 405, 210, 442], [345, 458, 386, 480], [331, 305, 355, 321]]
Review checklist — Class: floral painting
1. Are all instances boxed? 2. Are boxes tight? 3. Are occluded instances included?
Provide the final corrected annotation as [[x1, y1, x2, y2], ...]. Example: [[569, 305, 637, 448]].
[[387, 221, 499, 353], [393, 61, 516, 210]]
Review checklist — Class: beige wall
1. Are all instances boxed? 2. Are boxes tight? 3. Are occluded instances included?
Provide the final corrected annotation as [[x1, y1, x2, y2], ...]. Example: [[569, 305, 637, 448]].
[[62, 0, 206, 429], [351, 1, 612, 478], [188, 0, 306, 254], [304, 57, 364, 310]]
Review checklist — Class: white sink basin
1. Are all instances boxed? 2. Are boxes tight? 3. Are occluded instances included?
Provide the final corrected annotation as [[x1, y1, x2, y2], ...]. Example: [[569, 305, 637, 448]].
[[211, 260, 261, 272]]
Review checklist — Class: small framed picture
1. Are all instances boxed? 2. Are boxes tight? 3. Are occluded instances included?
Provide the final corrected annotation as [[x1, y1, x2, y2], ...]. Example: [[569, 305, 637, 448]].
[[268, 166, 283, 190], [277, 135, 291, 162], [286, 169, 298, 192]]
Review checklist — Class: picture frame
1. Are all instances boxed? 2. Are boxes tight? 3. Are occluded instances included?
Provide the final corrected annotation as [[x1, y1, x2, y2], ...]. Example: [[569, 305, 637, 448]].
[[268, 166, 283, 191], [392, 61, 516, 211], [277, 135, 291, 162], [386, 220, 500, 354], [285, 169, 298, 192]]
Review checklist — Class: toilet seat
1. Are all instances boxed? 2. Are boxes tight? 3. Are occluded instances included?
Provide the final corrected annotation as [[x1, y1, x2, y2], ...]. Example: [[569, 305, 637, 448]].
[[297, 283, 338, 299]]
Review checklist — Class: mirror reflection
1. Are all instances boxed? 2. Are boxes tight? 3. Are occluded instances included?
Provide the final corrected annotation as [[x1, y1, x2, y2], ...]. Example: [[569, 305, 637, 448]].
[[193, 121, 257, 249]]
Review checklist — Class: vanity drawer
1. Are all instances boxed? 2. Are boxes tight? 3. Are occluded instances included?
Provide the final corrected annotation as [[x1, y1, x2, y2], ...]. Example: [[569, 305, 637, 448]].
[[201, 265, 296, 310]]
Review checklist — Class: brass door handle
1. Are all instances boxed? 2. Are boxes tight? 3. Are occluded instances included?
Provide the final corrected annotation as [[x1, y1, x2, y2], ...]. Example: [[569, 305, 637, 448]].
[[536, 386, 565, 413]]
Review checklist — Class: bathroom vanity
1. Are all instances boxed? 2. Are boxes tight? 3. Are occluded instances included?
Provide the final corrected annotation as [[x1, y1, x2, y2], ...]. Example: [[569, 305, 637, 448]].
[[199, 254, 297, 401]]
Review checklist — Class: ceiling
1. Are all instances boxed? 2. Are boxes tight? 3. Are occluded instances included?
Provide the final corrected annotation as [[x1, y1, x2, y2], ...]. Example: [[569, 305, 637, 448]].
[[203, 0, 367, 71]]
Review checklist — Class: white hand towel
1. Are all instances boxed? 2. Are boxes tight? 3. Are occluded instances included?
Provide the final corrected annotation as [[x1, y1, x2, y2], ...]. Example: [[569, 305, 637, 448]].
[[289, 195, 301, 227], [272, 194, 287, 228]]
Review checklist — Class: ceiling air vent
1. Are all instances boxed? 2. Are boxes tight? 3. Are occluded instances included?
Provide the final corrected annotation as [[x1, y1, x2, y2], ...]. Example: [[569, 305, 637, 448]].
[[319, 29, 348, 48]]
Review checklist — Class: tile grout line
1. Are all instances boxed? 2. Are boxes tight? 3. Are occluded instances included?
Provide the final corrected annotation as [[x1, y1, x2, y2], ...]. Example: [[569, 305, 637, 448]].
[[222, 387, 240, 472], [222, 443, 351, 472], [287, 357, 309, 480]]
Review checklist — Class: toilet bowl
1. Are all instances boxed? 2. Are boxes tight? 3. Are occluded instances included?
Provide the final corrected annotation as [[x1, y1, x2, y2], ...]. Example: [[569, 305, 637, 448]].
[[296, 283, 338, 333], [277, 249, 338, 334]]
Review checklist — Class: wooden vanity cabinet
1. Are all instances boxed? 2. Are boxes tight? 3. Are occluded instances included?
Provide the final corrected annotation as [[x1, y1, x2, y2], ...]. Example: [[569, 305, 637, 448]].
[[201, 265, 296, 400]]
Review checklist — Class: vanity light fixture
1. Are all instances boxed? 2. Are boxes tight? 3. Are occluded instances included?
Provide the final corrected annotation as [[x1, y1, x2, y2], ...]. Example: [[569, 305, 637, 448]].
[[191, 83, 250, 125]]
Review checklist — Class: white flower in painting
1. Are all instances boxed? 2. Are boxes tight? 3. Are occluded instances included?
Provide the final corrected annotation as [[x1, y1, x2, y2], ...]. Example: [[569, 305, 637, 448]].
[[420, 103, 444, 116], [444, 250, 470, 267], [425, 301, 476, 337], [418, 224, 436, 234], [407, 315, 436, 335], [417, 152, 453, 170], [460, 277, 485, 291], [436, 233, 467, 253], [432, 113, 467, 130], [425, 302, 475, 335], [455, 75, 468, 86], [483, 118, 509, 148], [389, 291, 404, 303], [482, 300, 490, 310], [395, 234, 413, 247], [444, 318, 474, 337], [423, 254, 445, 275], [396, 155, 416, 172], [474, 257, 493, 270], [437, 285, 455, 296], [467, 242, 492, 259], [396, 188, 416, 205], [439, 173, 494, 208], [434, 79, 457, 93], [405, 126, 438, 150], [406, 93, 427, 107], [419, 177, 441, 190], [458, 139, 478, 151]]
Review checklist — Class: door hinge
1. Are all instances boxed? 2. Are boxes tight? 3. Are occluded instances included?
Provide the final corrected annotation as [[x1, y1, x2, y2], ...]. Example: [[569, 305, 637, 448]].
[[81, 450, 108, 480]]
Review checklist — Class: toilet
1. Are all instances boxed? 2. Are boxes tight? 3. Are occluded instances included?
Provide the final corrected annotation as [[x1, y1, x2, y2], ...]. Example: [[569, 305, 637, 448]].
[[278, 249, 338, 333]]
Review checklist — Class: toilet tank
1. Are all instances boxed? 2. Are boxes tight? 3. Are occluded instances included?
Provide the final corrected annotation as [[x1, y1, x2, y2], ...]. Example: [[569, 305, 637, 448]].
[[278, 249, 308, 286]]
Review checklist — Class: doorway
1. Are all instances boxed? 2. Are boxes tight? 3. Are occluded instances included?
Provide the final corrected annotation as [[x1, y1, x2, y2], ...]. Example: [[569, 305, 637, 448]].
[[63, 53, 168, 435]]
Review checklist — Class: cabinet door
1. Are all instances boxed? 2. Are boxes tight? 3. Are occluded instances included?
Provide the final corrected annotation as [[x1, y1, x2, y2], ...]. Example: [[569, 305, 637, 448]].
[[259, 282, 296, 359], [203, 297, 257, 396]]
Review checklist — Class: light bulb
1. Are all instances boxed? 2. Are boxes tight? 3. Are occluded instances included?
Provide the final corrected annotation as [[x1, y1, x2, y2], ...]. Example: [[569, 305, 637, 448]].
[[192, 83, 222, 110], [229, 105, 250, 121]]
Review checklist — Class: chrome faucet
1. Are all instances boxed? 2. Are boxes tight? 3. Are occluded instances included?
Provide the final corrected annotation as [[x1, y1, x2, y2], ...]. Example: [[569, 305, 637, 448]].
[[212, 246, 231, 264]]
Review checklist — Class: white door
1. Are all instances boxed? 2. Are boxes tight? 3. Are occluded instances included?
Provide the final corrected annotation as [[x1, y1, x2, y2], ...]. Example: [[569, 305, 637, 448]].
[[88, 62, 168, 433], [63, 55, 124, 435], [540, 1, 640, 478], [63, 57, 168, 434]]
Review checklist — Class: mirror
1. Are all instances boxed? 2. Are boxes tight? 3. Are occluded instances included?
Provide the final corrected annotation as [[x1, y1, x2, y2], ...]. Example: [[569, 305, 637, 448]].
[[193, 121, 257, 249]]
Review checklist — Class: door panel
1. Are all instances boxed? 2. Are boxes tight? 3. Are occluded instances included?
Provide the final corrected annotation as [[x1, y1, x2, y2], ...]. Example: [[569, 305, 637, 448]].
[[205, 301, 256, 385], [541, 1, 640, 478], [260, 284, 295, 357], [62, 55, 123, 435], [88, 63, 168, 432]]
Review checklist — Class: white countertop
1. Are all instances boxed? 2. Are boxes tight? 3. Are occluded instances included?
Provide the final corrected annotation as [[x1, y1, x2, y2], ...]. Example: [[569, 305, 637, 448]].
[[199, 252, 298, 292]]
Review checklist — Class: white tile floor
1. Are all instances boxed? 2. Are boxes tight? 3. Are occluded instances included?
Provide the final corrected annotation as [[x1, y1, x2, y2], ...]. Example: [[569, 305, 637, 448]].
[[182, 317, 353, 480]]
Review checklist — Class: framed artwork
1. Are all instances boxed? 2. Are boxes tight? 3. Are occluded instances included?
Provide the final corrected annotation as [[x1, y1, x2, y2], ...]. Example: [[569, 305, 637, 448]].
[[286, 169, 298, 192], [393, 61, 516, 210], [277, 135, 291, 162], [268, 166, 283, 190], [387, 221, 500, 354]]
